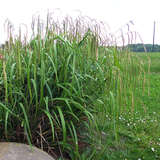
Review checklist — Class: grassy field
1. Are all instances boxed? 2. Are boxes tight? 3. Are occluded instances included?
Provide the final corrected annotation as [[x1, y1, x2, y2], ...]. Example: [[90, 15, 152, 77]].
[[0, 14, 160, 160], [84, 52, 160, 160]]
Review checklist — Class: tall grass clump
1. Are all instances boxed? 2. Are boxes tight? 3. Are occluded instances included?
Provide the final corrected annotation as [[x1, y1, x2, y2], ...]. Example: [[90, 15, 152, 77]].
[[0, 11, 151, 160], [85, 47, 151, 159], [0, 13, 114, 159]]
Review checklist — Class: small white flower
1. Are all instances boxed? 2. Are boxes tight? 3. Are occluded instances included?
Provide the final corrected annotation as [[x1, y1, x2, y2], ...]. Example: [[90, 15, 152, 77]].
[[151, 147, 155, 152], [119, 116, 122, 120], [138, 158, 141, 160]]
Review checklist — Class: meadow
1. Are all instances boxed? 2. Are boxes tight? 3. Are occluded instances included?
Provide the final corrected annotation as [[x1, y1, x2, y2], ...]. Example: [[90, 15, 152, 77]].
[[0, 14, 160, 160], [87, 52, 160, 160]]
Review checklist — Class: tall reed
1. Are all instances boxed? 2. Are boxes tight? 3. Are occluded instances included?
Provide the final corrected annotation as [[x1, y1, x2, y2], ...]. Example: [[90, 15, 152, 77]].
[[0, 13, 114, 159]]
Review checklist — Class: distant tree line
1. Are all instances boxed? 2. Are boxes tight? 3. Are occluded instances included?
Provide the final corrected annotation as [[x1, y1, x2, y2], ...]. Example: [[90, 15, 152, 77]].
[[127, 43, 160, 52], [1, 41, 160, 53]]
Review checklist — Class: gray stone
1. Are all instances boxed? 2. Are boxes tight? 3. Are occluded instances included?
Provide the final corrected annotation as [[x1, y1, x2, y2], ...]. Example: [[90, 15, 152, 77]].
[[0, 142, 55, 160]]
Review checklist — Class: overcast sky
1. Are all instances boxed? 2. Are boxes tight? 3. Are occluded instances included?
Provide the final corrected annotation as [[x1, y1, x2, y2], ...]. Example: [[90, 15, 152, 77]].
[[0, 0, 160, 44]]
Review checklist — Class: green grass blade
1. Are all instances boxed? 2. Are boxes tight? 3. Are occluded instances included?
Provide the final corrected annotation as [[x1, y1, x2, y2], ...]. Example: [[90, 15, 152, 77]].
[[42, 109, 55, 142], [43, 97, 55, 141], [5, 111, 9, 139], [44, 52, 59, 83], [57, 106, 66, 143], [19, 103, 32, 140], [0, 102, 19, 118], [31, 79, 38, 115]]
